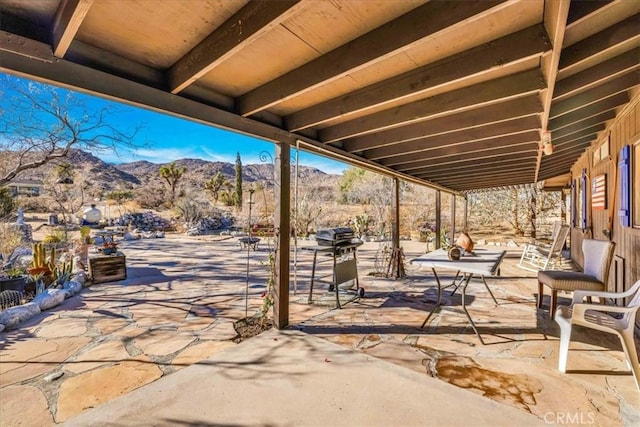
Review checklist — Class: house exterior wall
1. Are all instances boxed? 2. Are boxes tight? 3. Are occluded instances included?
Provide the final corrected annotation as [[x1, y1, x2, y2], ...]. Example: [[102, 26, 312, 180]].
[[569, 93, 640, 328]]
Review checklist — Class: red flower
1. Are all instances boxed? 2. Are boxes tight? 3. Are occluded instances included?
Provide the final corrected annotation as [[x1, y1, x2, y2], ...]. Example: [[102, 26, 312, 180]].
[[261, 291, 266, 298]]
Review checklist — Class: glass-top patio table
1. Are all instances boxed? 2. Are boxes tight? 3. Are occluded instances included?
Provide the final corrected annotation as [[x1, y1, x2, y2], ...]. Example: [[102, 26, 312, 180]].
[[410, 248, 507, 344]]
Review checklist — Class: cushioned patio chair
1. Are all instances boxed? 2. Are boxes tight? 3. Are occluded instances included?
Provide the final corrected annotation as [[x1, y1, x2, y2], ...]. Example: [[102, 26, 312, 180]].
[[555, 280, 640, 391], [518, 223, 570, 272], [537, 239, 615, 319]]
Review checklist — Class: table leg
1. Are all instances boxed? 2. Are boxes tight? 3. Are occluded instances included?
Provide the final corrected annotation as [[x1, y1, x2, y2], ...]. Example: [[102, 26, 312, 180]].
[[421, 267, 443, 328], [481, 275, 498, 305], [449, 270, 462, 295], [307, 251, 318, 304], [461, 273, 485, 345], [333, 252, 341, 309]]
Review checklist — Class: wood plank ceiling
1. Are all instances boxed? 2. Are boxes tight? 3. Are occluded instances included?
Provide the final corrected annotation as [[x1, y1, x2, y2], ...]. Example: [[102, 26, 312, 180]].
[[1, 0, 638, 193]]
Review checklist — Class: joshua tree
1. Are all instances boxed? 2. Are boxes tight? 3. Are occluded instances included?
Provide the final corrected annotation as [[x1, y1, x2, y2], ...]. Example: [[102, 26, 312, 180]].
[[233, 152, 243, 209], [204, 171, 228, 204], [159, 162, 186, 206]]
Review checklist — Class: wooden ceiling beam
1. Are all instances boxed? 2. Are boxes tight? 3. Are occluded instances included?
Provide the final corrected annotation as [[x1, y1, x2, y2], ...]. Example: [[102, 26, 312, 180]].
[[549, 71, 639, 118], [559, 13, 640, 73], [52, 0, 94, 58], [168, 1, 304, 94], [364, 116, 540, 160], [540, 157, 583, 173], [396, 147, 538, 172], [551, 130, 597, 147], [538, 167, 576, 180], [551, 135, 595, 151], [320, 69, 545, 143], [436, 172, 535, 186], [286, 24, 550, 131], [342, 95, 542, 153], [407, 153, 538, 175], [421, 161, 536, 180], [379, 130, 539, 167], [546, 141, 592, 157], [238, 0, 507, 117], [553, 48, 640, 102], [534, 0, 570, 184], [455, 180, 533, 191], [552, 119, 608, 141], [549, 92, 628, 131], [551, 110, 615, 139]]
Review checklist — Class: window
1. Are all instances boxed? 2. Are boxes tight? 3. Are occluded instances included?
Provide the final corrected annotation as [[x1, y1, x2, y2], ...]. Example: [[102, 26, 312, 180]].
[[634, 141, 640, 227], [593, 136, 610, 165]]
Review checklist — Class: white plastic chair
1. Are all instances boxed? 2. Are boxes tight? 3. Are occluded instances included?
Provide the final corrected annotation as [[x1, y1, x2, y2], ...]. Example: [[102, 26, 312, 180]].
[[555, 280, 640, 391], [518, 223, 569, 272]]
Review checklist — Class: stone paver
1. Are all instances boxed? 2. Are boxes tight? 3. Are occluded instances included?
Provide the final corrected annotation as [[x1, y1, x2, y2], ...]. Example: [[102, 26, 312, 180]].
[[1, 237, 638, 426]]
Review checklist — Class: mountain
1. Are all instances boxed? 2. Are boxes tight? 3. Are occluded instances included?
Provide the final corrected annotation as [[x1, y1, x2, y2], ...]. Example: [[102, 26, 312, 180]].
[[9, 148, 340, 195]]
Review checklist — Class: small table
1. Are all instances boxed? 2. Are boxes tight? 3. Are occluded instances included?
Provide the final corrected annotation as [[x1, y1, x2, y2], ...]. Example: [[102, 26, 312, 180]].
[[410, 248, 506, 344], [238, 237, 261, 250]]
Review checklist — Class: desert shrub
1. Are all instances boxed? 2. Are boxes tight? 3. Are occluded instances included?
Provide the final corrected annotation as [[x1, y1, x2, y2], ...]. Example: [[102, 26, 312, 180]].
[[134, 186, 166, 209], [0, 187, 15, 217], [15, 195, 48, 212], [175, 199, 208, 223]]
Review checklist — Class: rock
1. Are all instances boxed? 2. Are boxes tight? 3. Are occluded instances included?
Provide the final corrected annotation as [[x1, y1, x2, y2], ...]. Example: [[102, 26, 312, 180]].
[[63, 280, 82, 295], [123, 232, 140, 240], [0, 302, 41, 330], [0, 324, 5, 333], [33, 289, 66, 311], [43, 371, 64, 382], [73, 271, 88, 286]]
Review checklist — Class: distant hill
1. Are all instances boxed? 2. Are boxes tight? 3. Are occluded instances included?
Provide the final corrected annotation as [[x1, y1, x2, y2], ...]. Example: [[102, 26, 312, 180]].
[[9, 149, 340, 196]]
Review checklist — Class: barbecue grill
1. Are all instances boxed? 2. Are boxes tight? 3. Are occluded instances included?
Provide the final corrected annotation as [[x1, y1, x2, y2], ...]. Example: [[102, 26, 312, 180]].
[[315, 227, 355, 246], [305, 227, 365, 308]]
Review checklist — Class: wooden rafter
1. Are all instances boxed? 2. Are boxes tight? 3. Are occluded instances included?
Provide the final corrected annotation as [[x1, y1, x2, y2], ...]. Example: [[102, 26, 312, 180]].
[[168, 1, 305, 94], [342, 95, 542, 153], [320, 69, 545, 143], [52, 0, 93, 58], [286, 24, 550, 131], [379, 131, 539, 167], [364, 116, 540, 161], [549, 72, 639, 118], [553, 48, 639, 101], [548, 92, 628, 130], [238, 0, 507, 116]]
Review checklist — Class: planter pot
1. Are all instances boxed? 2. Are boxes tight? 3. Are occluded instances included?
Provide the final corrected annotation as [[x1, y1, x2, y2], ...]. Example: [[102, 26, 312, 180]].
[[101, 247, 117, 255], [0, 277, 27, 293], [27, 266, 51, 276]]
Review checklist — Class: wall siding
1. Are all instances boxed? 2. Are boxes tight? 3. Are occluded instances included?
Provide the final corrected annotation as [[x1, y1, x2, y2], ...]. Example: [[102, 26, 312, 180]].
[[569, 95, 640, 328]]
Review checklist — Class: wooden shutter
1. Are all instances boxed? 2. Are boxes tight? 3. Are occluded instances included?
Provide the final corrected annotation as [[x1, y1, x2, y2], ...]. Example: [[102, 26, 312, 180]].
[[581, 168, 588, 229], [570, 179, 576, 227], [619, 145, 631, 227]]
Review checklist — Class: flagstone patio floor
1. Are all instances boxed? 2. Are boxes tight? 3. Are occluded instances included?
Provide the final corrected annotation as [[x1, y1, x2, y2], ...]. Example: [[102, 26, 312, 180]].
[[0, 236, 638, 426]]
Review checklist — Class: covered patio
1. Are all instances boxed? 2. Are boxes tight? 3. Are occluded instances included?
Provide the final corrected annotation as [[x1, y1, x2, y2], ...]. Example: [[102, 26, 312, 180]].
[[2, 0, 638, 328], [1, 0, 639, 425]]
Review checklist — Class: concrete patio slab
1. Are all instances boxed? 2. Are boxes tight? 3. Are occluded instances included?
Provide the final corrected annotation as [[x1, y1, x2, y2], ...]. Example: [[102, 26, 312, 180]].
[[63, 328, 544, 427]]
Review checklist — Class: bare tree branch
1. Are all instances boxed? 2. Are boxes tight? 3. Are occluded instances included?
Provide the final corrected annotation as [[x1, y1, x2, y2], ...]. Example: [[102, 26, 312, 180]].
[[0, 74, 144, 186]]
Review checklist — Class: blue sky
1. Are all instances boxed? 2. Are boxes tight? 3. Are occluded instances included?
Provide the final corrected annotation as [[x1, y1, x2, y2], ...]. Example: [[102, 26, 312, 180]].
[[2, 73, 349, 175]]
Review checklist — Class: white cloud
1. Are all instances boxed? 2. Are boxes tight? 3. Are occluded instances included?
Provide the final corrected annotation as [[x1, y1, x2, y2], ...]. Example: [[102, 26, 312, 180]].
[[101, 147, 199, 164]]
